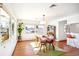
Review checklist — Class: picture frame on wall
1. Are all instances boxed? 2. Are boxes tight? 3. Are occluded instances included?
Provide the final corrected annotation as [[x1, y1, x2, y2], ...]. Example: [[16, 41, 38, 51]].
[[12, 23, 14, 35], [11, 17, 15, 36]]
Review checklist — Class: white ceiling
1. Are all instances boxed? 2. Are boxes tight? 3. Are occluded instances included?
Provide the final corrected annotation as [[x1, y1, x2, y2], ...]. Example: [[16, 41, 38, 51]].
[[4, 3, 79, 20]]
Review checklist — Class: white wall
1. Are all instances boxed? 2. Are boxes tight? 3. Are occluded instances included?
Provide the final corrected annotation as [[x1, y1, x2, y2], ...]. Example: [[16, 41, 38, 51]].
[[0, 18, 17, 56], [0, 4, 18, 56], [67, 14, 79, 24], [48, 20, 58, 26], [58, 20, 67, 40]]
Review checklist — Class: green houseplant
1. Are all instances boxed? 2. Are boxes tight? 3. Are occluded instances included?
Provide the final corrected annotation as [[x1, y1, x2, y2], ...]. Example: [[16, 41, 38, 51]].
[[17, 23, 23, 40]]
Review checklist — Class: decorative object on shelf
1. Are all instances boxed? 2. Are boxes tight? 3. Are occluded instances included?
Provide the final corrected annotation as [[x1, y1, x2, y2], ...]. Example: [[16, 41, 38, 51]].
[[17, 22, 24, 40], [2, 32, 9, 42]]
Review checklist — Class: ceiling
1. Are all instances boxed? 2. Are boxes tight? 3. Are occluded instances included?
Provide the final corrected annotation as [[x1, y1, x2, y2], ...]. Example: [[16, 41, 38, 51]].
[[4, 3, 79, 21]]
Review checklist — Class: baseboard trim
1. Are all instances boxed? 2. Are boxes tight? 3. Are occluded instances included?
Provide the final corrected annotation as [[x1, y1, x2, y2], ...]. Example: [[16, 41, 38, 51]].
[[55, 39, 67, 42]]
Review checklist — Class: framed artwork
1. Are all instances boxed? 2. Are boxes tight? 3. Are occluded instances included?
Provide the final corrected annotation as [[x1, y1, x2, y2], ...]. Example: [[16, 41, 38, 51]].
[[12, 23, 14, 34], [10, 17, 15, 36]]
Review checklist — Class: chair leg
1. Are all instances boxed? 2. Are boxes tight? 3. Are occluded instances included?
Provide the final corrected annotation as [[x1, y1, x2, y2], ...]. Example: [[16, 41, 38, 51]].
[[49, 43, 51, 50], [40, 44, 45, 52], [45, 44, 47, 50], [52, 44, 55, 50], [48, 43, 55, 50], [43, 45, 46, 53], [40, 44, 42, 51]]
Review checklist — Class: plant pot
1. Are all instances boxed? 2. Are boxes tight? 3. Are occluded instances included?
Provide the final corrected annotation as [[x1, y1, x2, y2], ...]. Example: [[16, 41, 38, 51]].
[[18, 36, 22, 41]]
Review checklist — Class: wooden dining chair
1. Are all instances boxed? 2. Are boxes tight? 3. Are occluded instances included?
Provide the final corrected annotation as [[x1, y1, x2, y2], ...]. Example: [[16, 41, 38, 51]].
[[40, 35, 47, 52], [46, 33, 55, 50]]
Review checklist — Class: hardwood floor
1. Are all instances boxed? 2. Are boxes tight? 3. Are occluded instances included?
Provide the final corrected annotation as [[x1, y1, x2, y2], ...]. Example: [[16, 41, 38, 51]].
[[57, 40, 79, 56], [64, 46, 79, 56], [12, 40, 79, 56], [13, 40, 35, 56]]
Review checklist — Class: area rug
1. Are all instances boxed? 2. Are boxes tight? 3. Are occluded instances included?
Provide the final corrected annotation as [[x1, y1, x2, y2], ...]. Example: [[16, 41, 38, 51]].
[[37, 45, 64, 56], [37, 50, 64, 56]]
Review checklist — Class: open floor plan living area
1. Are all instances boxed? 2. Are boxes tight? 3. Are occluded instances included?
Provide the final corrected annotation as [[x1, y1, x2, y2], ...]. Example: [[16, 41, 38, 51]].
[[0, 3, 79, 56]]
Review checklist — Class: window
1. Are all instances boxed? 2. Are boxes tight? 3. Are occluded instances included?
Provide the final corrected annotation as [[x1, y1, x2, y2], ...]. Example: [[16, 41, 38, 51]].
[[36, 25, 45, 35], [25, 25, 35, 33]]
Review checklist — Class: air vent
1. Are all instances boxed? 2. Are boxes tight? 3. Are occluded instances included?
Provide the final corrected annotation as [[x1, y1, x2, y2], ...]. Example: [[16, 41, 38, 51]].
[[49, 4, 56, 8]]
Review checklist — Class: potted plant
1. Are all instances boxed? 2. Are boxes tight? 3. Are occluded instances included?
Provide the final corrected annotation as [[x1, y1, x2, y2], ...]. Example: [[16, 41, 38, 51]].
[[17, 23, 23, 40]]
